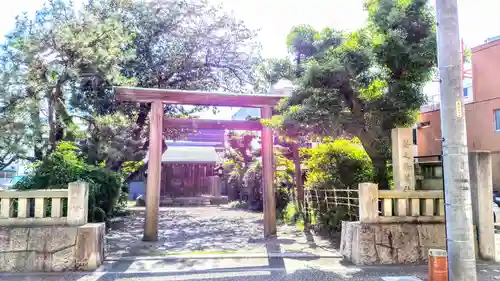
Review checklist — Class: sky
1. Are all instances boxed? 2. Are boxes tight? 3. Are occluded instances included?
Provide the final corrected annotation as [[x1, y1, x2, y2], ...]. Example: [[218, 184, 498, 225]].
[[2, 0, 499, 119]]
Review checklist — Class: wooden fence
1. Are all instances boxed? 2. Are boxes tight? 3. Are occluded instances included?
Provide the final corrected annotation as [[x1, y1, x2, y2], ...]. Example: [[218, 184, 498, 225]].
[[0, 182, 89, 226], [359, 182, 445, 223], [305, 187, 360, 222]]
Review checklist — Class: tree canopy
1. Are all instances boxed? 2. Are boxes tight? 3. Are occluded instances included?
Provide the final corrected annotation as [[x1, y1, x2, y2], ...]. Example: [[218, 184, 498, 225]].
[[264, 0, 437, 188], [0, 0, 262, 175]]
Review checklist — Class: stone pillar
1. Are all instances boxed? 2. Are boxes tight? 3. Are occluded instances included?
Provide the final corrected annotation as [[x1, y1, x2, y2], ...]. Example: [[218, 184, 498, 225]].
[[358, 183, 379, 223], [75, 223, 105, 270], [469, 151, 495, 260], [67, 181, 89, 226], [143, 101, 163, 242], [391, 128, 416, 191], [261, 106, 276, 237]]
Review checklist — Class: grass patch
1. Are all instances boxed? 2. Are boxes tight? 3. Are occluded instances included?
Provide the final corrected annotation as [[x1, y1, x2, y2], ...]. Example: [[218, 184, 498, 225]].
[[296, 219, 305, 232], [228, 200, 248, 209], [281, 202, 306, 231]]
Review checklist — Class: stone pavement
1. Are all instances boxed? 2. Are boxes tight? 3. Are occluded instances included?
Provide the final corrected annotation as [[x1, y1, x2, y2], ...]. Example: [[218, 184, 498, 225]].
[[106, 206, 340, 258]]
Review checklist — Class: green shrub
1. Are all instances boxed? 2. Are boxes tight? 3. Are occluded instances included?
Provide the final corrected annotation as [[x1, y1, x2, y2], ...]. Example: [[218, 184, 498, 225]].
[[317, 205, 351, 233], [303, 138, 373, 190], [275, 185, 290, 215], [242, 162, 261, 203], [302, 138, 373, 233], [240, 160, 292, 214], [228, 200, 248, 209], [14, 142, 126, 222]]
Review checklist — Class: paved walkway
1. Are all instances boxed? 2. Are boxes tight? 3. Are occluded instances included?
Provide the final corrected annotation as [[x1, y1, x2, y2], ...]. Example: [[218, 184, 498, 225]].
[[4, 258, 500, 280], [5, 207, 500, 280], [106, 206, 340, 258]]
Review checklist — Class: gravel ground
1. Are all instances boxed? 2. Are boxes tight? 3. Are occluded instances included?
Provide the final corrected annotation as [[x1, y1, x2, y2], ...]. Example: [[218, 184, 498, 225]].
[[106, 206, 338, 258]]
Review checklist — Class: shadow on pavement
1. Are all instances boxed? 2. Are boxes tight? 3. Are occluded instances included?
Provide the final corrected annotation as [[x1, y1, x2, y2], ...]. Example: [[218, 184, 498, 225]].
[[106, 207, 267, 257], [0, 263, 432, 281]]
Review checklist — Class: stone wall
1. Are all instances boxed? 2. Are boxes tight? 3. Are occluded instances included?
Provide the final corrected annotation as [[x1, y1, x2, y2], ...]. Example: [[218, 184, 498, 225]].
[[0, 223, 105, 272], [340, 221, 446, 265]]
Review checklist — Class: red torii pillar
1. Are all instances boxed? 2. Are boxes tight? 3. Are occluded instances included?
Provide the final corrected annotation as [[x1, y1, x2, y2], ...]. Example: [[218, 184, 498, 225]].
[[261, 106, 276, 236], [143, 101, 163, 241]]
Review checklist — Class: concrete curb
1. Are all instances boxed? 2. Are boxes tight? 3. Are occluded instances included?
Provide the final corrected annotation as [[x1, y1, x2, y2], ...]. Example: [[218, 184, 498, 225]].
[[105, 252, 343, 261]]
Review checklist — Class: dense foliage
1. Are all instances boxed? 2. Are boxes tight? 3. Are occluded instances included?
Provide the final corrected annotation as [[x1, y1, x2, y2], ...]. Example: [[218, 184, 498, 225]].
[[0, 0, 262, 217], [262, 0, 437, 188], [15, 142, 126, 222], [222, 131, 293, 213], [0, 0, 261, 174], [223, 132, 259, 201], [301, 138, 373, 232], [303, 138, 373, 190]]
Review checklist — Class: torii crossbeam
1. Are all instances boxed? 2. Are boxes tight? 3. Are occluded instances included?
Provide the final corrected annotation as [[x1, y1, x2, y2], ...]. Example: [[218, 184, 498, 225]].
[[114, 86, 286, 241]]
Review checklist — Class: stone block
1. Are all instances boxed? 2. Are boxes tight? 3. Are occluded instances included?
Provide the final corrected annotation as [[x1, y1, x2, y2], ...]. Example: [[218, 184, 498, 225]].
[[357, 224, 378, 265], [35, 252, 51, 271], [395, 224, 420, 264], [351, 223, 360, 264], [75, 223, 105, 271], [0, 228, 9, 251], [51, 247, 76, 271], [28, 226, 77, 252], [340, 221, 447, 265], [27, 227, 51, 251], [8, 228, 29, 251], [417, 224, 445, 248], [339, 221, 353, 260], [67, 182, 89, 226], [376, 244, 397, 264], [0, 225, 100, 272], [48, 227, 78, 252], [0, 251, 37, 272]]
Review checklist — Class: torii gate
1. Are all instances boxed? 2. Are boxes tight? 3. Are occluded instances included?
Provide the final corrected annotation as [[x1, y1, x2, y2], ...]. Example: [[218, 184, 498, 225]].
[[114, 86, 302, 241]]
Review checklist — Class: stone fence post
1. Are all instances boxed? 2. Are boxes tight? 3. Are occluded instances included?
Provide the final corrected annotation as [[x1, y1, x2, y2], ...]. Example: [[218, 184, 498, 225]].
[[469, 151, 495, 260], [67, 181, 89, 226], [359, 183, 379, 223]]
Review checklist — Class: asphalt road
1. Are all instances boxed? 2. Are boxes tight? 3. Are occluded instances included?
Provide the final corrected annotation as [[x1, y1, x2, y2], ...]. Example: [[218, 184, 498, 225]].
[[2, 257, 500, 281]]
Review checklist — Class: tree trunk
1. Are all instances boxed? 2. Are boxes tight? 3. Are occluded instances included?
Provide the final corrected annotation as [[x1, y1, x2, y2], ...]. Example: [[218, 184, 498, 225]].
[[30, 100, 44, 160], [54, 84, 65, 143], [356, 129, 391, 189], [371, 156, 390, 190], [47, 91, 56, 152]]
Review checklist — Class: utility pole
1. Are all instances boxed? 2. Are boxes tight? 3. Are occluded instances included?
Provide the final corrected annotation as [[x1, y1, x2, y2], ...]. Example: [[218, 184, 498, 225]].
[[435, 0, 477, 280]]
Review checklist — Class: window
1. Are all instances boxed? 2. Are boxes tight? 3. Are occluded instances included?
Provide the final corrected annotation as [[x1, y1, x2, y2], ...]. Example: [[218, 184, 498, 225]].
[[463, 87, 473, 103], [412, 128, 417, 145], [495, 109, 500, 132]]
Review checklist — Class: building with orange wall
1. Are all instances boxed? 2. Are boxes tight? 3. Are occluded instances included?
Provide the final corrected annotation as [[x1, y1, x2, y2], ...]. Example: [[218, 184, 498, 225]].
[[417, 38, 500, 188]]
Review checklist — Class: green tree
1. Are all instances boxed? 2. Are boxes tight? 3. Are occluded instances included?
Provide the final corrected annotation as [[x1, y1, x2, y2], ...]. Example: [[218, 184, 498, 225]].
[[2, 0, 261, 177], [267, 0, 436, 188], [77, 0, 262, 171], [0, 113, 28, 170], [0, 46, 34, 168], [223, 132, 259, 200], [3, 0, 134, 158]]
